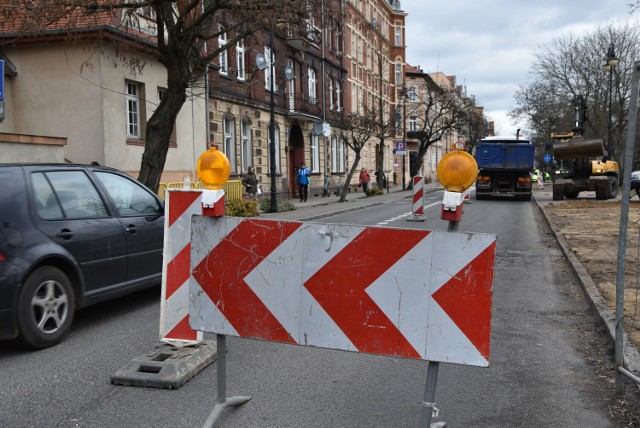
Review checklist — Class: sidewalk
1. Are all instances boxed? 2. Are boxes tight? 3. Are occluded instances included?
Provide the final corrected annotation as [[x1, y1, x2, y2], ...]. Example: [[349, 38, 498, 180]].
[[260, 182, 444, 221]]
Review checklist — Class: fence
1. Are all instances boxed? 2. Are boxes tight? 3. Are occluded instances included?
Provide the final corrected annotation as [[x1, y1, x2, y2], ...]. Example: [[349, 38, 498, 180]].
[[157, 180, 243, 201]]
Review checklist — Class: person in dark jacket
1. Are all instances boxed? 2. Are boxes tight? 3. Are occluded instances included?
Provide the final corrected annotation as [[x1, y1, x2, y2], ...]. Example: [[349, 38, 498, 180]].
[[242, 166, 258, 199]]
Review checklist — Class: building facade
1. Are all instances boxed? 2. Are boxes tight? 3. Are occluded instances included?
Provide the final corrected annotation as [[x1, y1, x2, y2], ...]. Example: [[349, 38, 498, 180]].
[[206, 4, 349, 200], [0, 12, 207, 182], [345, 0, 407, 187]]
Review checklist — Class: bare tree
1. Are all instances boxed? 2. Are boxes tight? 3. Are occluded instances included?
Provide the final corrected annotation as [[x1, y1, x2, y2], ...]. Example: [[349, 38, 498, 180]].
[[337, 113, 377, 202], [408, 75, 463, 185], [509, 80, 574, 144], [2, 0, 339, 192], [460, 97, 490, 154], [514, 22, 640, 167]]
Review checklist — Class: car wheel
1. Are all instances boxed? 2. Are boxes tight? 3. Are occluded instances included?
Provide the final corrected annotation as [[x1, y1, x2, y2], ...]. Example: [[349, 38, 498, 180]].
[[18, 266, 75, 349]]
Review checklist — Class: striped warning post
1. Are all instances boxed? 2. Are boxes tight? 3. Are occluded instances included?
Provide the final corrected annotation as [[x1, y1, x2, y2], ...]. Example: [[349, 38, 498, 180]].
[[408, 176, 426, 222], [159, 189, 204, 346]]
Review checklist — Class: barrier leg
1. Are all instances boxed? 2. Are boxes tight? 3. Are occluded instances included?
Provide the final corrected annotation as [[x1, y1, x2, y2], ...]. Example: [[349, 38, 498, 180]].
[[420, 361, 446, 428], [202, 335, 251, 428]]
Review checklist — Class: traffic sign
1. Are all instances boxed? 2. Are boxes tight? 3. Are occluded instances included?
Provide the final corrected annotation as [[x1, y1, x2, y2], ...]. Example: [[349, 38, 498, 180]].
[[190, 217, 496, 367], [395, 141, 406, 155], [544, 154, 552, 164]]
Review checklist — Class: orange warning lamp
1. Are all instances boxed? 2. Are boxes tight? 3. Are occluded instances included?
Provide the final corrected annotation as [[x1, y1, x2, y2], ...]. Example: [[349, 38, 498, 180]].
[[437, 150, 478, 192], [196, 146, 230, 190]]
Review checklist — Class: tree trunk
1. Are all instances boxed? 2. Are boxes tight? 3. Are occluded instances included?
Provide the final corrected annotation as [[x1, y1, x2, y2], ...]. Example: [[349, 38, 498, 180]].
[[340, 152, 362, 202], [376, 138, 385, 189], [137, 59, 190, 193]]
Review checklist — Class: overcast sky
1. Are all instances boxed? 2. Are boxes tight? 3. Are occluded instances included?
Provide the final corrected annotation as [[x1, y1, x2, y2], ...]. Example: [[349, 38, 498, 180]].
[[402, 0, 636, 136]]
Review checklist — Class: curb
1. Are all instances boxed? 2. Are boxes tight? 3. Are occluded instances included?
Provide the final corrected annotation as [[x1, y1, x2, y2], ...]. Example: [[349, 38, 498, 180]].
[[533, 194, 640, 377]]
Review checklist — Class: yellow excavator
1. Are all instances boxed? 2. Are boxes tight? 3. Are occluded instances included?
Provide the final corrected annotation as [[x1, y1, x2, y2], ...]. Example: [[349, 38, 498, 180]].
[[551, 96, 619, 201]]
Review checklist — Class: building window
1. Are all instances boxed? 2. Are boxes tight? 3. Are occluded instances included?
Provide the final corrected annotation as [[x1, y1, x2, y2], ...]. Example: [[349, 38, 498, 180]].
[[287, 59, 295, 106], [328, 79, 334, 110], [125, 81, 142, 139], [310, 133, 320, 173], [264, 46, 276, 91], [236, 40, 245, 81], [409, 115, 418, 132], [331, 135, 338, 172], [223, 116, 236, 172], [395, 63, 402, 86], [240, 119, 252, 172], [335, 81, 342, 112], [395, 26, 402, 46], [219, 30, 228, 76], [351, 82, 357, 114], [268, 122, 281, 173], [408, 86, 417, 101], [331, 134, 345, 173], [338, 135, 345, 172], [208, 110, 215, 143], [308, 67, 317, 104]]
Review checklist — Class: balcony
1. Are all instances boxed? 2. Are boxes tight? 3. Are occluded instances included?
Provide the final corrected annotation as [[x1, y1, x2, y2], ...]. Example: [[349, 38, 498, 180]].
[[285, 94, 322, 121]]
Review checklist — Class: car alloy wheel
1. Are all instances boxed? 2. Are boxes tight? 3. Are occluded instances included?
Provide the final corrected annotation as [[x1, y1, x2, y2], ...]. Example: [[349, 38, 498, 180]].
[[18, 266, 75, 349]]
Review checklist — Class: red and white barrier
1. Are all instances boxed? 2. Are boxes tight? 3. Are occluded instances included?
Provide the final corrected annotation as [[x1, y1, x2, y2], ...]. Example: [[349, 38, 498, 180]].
[[159, 189, 205, 346], [408, 175, 426, 222], [189, 217, 496, 366]]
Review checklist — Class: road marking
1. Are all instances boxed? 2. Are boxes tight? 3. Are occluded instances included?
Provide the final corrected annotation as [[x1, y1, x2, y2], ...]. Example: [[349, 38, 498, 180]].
[[377, 201, 441, 225]]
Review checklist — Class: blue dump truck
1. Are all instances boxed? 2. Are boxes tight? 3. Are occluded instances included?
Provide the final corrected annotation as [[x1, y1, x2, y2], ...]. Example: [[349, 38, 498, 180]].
[[474, 136, 535, 201]]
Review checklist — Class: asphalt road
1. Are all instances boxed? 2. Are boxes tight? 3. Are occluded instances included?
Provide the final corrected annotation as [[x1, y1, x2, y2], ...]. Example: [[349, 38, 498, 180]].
[[0, 191, 636, 427]]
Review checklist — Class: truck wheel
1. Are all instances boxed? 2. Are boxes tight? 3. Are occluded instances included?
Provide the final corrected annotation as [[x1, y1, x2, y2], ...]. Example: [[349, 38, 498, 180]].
[[552, 189, 564, 201], [596, 182, 612, 200], [609, 177, 618, 199], [18, 266, 75, 349]]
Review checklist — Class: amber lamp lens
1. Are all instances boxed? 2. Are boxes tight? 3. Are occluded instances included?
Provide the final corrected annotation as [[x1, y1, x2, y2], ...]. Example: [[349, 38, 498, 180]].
[[436, 150, 478, 192], [196, 146, 231, 190]]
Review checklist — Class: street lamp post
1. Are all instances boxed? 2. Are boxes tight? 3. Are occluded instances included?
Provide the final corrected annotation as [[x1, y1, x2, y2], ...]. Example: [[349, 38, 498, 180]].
[[401, 87, 407, 191], [604, 43, 619, 162], [268, 29, 278, 213]]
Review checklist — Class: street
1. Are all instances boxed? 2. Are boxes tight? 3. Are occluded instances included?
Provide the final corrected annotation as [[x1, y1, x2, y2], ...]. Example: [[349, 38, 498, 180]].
[[1, 190, 638, 427]]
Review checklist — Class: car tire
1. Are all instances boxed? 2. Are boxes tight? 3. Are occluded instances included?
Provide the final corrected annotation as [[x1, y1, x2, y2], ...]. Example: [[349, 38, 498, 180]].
[[18, 266, 75, 349]]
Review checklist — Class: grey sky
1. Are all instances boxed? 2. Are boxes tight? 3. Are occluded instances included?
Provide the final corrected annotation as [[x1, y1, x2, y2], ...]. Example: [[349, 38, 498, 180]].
[[402, 0, 635, 136]]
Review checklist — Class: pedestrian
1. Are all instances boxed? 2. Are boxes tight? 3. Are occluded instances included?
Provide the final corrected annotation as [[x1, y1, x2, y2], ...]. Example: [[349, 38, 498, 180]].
[[297, 162, 310, 202], [393, 171, 397, 186], [241, 166, 258, 199], [359, 168, 371, 191]]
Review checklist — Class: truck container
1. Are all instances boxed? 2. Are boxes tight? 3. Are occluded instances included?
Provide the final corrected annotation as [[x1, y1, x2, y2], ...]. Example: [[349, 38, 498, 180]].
[[474, 137, 535, 201]]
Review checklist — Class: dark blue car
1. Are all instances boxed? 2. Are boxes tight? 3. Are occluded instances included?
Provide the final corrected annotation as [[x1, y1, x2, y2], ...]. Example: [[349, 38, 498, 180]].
[[0, 164, 164, 349]]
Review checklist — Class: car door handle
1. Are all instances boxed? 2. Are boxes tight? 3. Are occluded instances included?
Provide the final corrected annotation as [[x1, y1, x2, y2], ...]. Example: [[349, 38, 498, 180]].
[[125, 225, 137, 234], [56, 229, 74, 240]]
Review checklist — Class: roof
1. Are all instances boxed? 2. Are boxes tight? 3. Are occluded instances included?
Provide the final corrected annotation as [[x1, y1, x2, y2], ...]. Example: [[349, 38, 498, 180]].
[[0, 3, 157, 48]]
